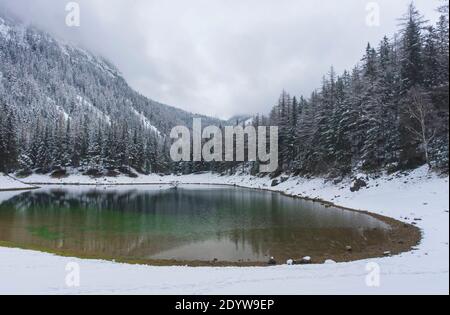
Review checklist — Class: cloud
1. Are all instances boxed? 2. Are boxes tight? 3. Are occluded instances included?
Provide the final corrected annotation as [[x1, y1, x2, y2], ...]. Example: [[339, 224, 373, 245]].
[[0, 0, 442, 119]]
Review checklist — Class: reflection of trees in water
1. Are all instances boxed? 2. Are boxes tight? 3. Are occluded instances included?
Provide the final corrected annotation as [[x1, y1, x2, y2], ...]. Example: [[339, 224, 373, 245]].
[[0, 187, 390, 261]]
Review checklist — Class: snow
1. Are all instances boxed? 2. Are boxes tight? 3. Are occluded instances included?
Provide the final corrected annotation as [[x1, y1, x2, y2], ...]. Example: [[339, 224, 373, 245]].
[[0, 166, 448, 294], [0, 17, 11, 40], [56, 105, 70, 122], [132, 108, 162, 136], [0, 174, 35, 191], [76, 96, 111, 126], [244, 117, 254, 126], [70, 46, 119, 78]]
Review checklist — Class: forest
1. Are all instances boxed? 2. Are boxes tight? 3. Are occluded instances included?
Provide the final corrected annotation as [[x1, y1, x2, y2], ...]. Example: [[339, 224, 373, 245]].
[[259, 3, 449, 176], [0, 3, 448, 178]]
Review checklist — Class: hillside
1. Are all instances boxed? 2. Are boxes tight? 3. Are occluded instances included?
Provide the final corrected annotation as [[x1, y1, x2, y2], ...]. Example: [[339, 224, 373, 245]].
[[0, 13, 221, 175]]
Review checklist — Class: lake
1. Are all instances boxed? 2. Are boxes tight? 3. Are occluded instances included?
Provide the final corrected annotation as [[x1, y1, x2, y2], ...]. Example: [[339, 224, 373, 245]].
[[0, 185, 396, 265]]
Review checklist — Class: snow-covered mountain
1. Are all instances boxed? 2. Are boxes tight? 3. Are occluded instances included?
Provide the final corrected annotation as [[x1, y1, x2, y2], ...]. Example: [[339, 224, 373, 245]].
[[0, 14, 221, 134], [0, 12, 222, 174]]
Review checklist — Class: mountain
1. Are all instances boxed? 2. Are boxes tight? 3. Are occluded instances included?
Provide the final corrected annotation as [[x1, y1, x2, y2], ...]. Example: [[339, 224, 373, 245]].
[[226, 115, 255, 126], [0, 13, 222, 174]]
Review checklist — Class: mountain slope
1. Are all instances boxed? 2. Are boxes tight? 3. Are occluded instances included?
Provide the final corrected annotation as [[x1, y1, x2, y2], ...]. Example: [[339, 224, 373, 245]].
[[0, 14, 221, 135], [0, 13, 221, 174]]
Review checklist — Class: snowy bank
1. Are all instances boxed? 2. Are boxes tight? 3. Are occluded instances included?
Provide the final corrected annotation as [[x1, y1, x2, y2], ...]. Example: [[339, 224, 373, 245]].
[[0, 174, 36, 191], [0, 166, 448, 294]]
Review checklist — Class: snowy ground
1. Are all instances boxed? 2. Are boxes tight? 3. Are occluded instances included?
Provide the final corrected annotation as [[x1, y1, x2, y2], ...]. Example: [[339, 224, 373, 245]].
[[0, 173, 36, 191], [0, 166, 448, 295]]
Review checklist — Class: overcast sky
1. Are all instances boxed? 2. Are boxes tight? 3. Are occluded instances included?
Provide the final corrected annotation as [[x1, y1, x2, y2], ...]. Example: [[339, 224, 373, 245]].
[[0, 0, 442, 119]]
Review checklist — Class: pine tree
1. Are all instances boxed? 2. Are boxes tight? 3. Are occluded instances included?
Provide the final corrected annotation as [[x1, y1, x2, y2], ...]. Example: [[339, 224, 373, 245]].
[[0, 101, 18, 172], [399, 3, 427, 93], [423, 26, 440, 89]]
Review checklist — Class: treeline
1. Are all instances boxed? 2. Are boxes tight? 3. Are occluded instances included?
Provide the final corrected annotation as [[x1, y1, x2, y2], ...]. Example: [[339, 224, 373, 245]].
[[0, 101, 171, 175], [254, 3, 449, 176]]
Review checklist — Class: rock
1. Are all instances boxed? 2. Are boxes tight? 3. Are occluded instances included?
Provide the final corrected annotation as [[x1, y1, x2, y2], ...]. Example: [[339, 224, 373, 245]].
[[268, 257, 277, 265], [50, 168, 67, 178], [286, 259, 294, 266], [350, 177, 367, 192], [414, 218, 422, 221], [299, 256, 312, 264], [271, 180, 279, 187], [324, 259, 337, 264], [345, 246, 353, 252], [383, 251, 391, 256], [15, 168, 32, 178], [128, 171, 139, 178], [105, 170, 120, 177], [84, 168, 103, 178]]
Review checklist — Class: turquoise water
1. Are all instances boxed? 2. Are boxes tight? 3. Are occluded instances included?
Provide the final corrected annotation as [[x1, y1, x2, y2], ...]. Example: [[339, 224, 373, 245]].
[[0, 185, 390, 263]]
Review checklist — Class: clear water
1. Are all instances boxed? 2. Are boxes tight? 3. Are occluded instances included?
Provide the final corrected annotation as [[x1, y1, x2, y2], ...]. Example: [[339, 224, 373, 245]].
[[0, 185, 390, 264]]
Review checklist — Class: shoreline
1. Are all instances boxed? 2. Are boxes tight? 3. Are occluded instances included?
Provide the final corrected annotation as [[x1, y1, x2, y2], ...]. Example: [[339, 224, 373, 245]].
[[0, 186, 40, 192], [0, 181, 422, 267]]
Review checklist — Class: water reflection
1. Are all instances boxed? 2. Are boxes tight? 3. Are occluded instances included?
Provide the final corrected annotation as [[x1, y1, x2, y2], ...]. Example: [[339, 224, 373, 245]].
[[0, 185, 390, 263]]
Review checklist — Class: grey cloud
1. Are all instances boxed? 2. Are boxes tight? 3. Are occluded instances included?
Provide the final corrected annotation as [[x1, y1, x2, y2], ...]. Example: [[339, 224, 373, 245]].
[[0, 0, 442, 119]]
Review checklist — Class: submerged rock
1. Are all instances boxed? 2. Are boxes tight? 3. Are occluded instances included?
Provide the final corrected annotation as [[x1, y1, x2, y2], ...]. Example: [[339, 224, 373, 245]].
[[324, 259, 337, 264]]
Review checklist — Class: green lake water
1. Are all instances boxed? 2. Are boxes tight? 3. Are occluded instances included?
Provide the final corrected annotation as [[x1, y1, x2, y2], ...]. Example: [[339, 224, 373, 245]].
[[0, 185, 391, 264]]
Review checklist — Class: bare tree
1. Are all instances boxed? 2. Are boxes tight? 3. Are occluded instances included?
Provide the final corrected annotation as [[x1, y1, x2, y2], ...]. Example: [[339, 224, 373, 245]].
[[404, 90, 436, 168]]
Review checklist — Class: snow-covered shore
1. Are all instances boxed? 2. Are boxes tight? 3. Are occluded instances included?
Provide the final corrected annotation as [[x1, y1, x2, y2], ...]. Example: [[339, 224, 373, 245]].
[[0, 166, 448, 294], [0, 173, 36, 191]]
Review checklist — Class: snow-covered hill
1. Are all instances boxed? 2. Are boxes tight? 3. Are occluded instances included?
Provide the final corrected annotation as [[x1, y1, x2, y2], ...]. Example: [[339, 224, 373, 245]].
[[0, 13, 220, 136]]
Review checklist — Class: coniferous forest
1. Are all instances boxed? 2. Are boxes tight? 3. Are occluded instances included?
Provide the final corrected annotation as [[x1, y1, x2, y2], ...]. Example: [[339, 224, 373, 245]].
[[0, 3, 448, 177], [261, 3, 449, 176]]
